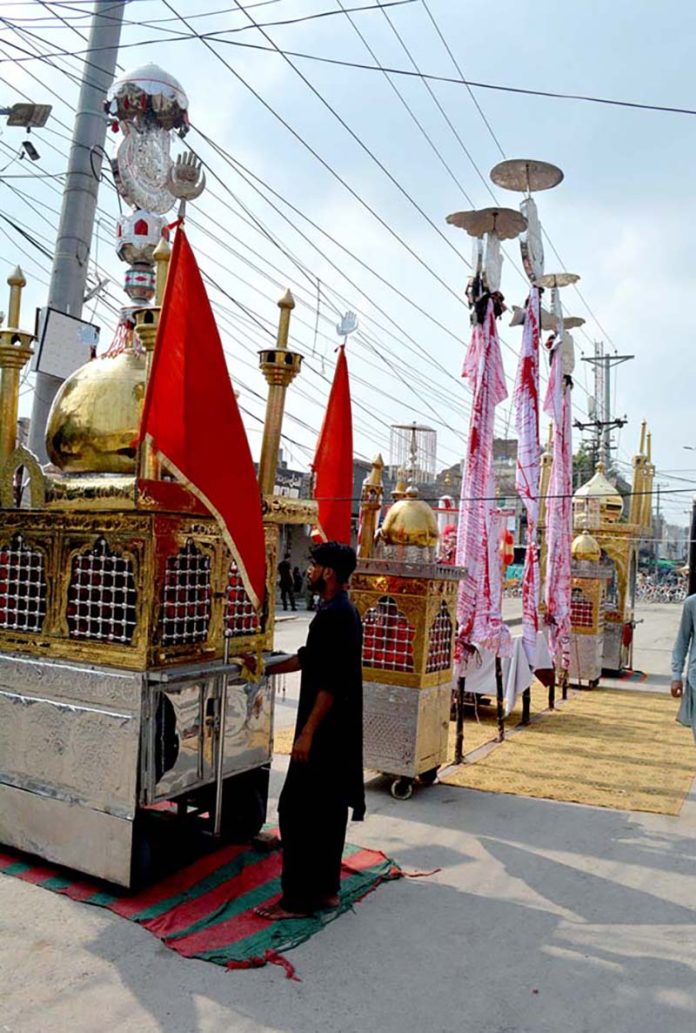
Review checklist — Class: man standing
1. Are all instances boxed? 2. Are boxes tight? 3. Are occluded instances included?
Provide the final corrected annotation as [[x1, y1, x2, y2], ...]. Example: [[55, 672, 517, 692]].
[[258, 541, 365, 919], [671, 593, 696, 742], [278, 551, 296, 611]]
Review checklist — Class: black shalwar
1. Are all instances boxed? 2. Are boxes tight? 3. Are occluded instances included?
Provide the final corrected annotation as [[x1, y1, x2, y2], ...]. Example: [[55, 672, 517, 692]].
[[278, 589, 364, 912]]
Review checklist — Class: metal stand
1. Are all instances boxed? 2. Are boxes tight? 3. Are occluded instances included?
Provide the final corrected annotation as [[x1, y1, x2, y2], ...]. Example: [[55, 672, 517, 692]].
[[521, 687, 531, 725], [455, 676, 466, 764], [548, 670, 556, 710], [495, 657, 505, 742], [561, 668, 569, 701], [213, 634, 231, 838]]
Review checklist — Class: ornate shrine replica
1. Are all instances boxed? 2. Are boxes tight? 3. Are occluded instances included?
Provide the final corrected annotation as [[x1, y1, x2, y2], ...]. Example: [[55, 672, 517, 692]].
[[570, 426, 652, 674], [0, 65, 315, 887], [568, 526, 611, 686], [352, 458, 465, 800]]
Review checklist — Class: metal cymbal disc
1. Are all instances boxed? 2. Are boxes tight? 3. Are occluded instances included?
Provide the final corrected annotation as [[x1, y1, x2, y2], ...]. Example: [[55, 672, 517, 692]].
[[446, 207, 527, 240], [490, 159, 564, 193], [536, 271, 580, 288]]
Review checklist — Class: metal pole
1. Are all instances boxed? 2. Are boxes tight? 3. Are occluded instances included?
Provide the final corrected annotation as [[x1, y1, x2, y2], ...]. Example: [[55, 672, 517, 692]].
[[454, 676, 466, 764], [688, 496, 696, 598], [602, 353, 611, 467], [521, 687, 531, 725], [495, 657, 505, 742], [548, 670, 556, 710], [213, 634, 231, 838], [28, 1, 127, 463]]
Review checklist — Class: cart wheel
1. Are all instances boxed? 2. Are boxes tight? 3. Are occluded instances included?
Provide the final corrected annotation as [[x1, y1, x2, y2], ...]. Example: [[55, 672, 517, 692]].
[[419, 767, 438, 786], [390, 777, 414, 801]]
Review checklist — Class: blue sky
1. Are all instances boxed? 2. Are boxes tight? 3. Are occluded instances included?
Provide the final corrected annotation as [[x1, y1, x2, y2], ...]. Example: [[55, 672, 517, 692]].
[[1, 0, 694, 525]]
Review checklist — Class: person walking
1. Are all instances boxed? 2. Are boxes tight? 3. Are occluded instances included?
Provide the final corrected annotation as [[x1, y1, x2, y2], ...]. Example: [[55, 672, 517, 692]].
[[257, 541, 365, 919], [671, 592, 696, 741], [278, 551, 296, 611]]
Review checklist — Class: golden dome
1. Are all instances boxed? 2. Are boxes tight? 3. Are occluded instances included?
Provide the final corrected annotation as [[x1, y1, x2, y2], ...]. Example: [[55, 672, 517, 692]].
[[381, 487, 439, 548], [572, 529, 601, 563], [573, 462, 623, 522], [46, 350, 146, 473]]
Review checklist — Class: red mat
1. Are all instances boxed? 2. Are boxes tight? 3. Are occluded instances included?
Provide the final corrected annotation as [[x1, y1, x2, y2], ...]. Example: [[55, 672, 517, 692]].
[[0, 839, 401, 980]]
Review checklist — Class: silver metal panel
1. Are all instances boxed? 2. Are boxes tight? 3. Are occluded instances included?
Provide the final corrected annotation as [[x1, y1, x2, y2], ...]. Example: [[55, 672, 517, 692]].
[[602, 622, 623, 671], [0, 781, 133, 886], [221, 676, 273, 776], [570, 633, 604, 683], [0, 661, 141, 818], [0, 651, 144, 709], [151, 675, 274, 801], [363, 681, 450, 778]]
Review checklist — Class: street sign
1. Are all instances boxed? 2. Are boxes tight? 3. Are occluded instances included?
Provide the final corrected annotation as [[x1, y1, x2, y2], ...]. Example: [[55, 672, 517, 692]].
[[32, 308, 100, 380]]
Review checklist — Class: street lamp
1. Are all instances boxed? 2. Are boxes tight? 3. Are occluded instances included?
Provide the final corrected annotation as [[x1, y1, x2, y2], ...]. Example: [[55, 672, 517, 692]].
[[0, 103, 52, 129]]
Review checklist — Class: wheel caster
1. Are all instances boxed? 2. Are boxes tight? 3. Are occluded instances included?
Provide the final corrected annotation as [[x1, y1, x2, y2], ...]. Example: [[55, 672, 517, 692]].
[[390, 777, 414, 801], [419, 767, 438, 786]]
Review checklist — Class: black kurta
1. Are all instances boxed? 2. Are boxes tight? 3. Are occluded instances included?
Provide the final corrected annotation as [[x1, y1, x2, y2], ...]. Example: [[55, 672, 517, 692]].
[[278, 589, 364, 911]]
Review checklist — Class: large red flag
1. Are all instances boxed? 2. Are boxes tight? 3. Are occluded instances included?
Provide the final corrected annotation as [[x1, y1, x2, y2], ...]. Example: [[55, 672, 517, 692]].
[[138, 229, 266, 610], [312, 346, 353, 543]]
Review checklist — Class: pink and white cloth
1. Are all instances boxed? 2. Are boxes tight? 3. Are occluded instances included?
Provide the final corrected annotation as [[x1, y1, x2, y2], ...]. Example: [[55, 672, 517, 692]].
[[456, 300, 511, 661], [513, 287, 541, 666], [543, 342, 573, 669]]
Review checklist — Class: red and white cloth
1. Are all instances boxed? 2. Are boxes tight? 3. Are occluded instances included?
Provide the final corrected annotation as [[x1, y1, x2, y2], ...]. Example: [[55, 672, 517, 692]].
[[456, 301, 511, 660], [513, 287, 541, 666], [543, 344, 573, 669]]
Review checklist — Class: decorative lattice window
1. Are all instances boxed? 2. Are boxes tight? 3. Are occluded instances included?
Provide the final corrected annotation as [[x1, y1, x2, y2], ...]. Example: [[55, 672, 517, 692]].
[[224, 560, 259, 637], [363, 595, 415, 672], [159, 539, 211, 646], [0, 533, 47, 634], [67, 537, 136, 643], [571, 588, 594, 629], [426, 601, 453, 673]]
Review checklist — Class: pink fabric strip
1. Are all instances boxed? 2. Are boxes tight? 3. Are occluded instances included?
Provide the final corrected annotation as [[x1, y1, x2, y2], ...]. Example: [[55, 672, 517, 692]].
[[456, 301, 511, 660], [543, 347, 573, 669], [513, 288, 541, 666]]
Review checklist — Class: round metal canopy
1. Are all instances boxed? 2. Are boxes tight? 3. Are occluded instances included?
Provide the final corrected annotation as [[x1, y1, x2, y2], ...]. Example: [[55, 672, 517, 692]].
[[536, 271, 580, 288], [490, 159, 564, 194], [446, 207, 527, 240]]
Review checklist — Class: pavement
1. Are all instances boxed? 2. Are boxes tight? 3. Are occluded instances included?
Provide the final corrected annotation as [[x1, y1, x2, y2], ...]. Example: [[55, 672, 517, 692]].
[[1, 602, 695, 1032]]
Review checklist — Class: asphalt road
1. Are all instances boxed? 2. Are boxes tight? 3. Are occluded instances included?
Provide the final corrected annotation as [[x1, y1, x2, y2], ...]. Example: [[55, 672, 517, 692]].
[[1, 601, 695, 1032]]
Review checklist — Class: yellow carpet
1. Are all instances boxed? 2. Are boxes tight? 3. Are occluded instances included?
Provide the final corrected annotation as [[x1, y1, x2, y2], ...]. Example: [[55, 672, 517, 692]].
[[273, 683, 552, 760], [439, 687, 696, 816]]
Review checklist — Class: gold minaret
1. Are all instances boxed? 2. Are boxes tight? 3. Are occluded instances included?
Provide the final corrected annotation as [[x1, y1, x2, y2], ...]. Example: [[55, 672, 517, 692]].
[[134, 236, 172, 481], [629, 420, 647, 526], [257, 290, 303, 497], [0, 268, 34, 465], [357, 454, 384, 559], [256, 289, 315, 647]]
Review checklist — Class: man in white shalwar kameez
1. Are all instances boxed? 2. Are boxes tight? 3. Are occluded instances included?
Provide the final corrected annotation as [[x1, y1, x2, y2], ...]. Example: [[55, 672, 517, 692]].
[[670, 594, 696, 742]]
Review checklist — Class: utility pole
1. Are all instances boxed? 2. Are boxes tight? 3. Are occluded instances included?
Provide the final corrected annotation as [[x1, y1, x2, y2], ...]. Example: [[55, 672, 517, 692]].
[[577, 342, 634, 471], [29, 1, 127, 464]]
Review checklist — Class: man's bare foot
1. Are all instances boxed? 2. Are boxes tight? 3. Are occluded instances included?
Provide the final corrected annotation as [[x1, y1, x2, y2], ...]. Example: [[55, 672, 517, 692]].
[[251, 831, 281, 852], [254, 901, 311, 921]]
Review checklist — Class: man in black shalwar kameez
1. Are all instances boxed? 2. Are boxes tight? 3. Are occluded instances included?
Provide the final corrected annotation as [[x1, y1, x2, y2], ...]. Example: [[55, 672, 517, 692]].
[[257, 541, 365, 920]]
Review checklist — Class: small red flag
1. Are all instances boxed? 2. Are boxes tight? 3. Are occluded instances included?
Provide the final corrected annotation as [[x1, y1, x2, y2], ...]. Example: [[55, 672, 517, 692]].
[[312, 346, 353, 544], [138, 229, 266, 610]]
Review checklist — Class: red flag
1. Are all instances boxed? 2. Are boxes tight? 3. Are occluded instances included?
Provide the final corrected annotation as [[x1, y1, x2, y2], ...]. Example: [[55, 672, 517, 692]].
[[312, 346, 353, 543], [138, 229, 266, 610]]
